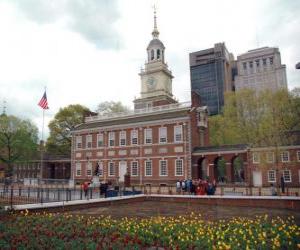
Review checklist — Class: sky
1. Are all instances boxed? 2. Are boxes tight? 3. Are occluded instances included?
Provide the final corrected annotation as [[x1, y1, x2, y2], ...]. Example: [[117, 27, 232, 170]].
[[0, 0, 299, 140]]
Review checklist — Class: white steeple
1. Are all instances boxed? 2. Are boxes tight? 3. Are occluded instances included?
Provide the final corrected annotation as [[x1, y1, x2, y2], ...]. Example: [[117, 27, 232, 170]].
[[152, 6, 159, 39]]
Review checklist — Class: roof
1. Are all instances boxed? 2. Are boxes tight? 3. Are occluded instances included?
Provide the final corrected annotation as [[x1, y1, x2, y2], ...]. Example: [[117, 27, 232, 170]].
[[193, 144, 249, 154], [73, 108, 190, 132], [147, 38, 165, 50]]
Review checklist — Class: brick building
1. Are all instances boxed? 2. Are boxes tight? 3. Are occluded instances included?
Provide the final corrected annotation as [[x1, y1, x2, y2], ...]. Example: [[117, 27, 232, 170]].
[[13, 154, 71, 180], [71, 11, 209, 185], [192, 144, 300, 187]]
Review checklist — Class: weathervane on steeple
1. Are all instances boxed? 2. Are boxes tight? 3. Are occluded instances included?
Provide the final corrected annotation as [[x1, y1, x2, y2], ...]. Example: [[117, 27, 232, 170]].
[[152, 5, 159, 39]]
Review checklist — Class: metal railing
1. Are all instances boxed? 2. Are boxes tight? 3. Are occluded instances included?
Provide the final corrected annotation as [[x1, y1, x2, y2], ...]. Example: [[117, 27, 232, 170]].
[[1, 184, 299, 210], [85, 102, 191, 122]]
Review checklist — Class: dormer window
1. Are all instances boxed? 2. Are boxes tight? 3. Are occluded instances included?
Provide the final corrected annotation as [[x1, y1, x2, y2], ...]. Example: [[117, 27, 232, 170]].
[[151, 50, 154, 60], [157, 49, 160, 59]]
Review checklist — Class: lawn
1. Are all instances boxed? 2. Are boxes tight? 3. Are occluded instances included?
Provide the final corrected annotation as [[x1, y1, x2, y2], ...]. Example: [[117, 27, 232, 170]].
[[0, 211, 299, 249]]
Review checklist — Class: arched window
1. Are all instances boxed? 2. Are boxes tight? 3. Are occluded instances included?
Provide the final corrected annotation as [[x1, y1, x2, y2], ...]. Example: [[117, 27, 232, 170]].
[[157, 49, 160, 59], [151, 50, 154, 60]]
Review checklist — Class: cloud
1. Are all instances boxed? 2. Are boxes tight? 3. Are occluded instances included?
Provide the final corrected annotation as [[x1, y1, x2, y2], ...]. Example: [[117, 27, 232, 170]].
[[8, 0, 120, 49]]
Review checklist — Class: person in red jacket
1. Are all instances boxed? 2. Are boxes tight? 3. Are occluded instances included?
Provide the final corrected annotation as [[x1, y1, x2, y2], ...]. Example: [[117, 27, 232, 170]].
[[83, 181, 89, 198]]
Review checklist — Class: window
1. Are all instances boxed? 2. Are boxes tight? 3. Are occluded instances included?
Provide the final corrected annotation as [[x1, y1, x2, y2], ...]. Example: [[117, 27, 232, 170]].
[[255, 59, 260, 67], [269, 57, 273, 65], [243, 62, 247, 70], [119, 131, 126, 146], [253, 152, 260, 163], [145, 160, 152, 176], [268, 170, 276, 183], [159, 160, 168, 176], [249, 61, 253, 68], [131, 161, 138, 177], [96, 162, 103, 176], [151, 50, 154, 60], [108, 162, 115, 176], [76, 136, 82, 149], [86, 135, 92, 148], [174, 125, 183, 142], [175, 159, 183, 176], [159, 127, 167, 143], [86, 162, 92, 176], [281, 151, 290, 162], [108, 132, 115, 147], [144, 128, 152, 144], [282, 170, 291, 182], [263, 58, 267, 66], [97, 133, 104, 147], [131, 130, 138, 145], [266, 152, 274, 163], [157, 49, 160, 59], [76, 162, 81, 176], [297, 151, 300, 161]]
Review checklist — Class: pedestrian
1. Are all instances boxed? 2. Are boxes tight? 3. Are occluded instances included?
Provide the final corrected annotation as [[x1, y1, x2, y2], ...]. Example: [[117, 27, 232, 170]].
[[83, 181, 89, 198], [270, 183, 277, 196], [176, 180, 181, 193], [280, 175, 285, 194], [181, 180, 186, 193]]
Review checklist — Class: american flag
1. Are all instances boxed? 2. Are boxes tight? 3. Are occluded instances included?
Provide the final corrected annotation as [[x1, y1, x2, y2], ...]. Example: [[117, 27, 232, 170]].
[[38, 91, 49, 109]]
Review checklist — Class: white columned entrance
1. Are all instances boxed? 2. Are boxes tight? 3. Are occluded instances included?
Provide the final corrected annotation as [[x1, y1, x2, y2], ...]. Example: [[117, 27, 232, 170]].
[[252, 171, 262, 187], [119, 161, 127, 183]]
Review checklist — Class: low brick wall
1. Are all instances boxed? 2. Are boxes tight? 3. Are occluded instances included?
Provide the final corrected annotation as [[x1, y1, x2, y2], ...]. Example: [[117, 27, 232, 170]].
[[146, 195, 300, 210], [9, 194, 300, 213]]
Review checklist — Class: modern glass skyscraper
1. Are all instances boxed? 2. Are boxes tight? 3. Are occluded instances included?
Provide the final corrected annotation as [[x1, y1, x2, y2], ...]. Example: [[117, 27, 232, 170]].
[[189, 43, 235, 115]]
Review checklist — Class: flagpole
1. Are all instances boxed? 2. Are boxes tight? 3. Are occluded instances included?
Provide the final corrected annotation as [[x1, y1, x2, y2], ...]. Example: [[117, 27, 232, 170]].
[[40, 108, 45, 183]]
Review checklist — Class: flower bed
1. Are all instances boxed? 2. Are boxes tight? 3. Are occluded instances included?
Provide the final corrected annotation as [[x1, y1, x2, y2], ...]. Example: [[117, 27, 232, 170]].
[[0, 211, 299, 249]]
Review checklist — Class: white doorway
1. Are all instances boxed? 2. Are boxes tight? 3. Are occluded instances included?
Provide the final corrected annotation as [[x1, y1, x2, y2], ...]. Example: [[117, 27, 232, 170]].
[[252, 171, 262, 187], [119, 161, 127, 182]]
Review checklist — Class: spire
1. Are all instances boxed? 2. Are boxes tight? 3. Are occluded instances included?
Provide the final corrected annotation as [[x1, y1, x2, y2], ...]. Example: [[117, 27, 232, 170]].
[[152, 5, 159, 39]]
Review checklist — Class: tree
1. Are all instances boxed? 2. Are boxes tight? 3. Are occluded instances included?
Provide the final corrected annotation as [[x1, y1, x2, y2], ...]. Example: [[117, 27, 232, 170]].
[[0, 114, 38, 177], [46, 104, 90, 155], [96, 101, 130, 115], [209, 89, 300, 147]]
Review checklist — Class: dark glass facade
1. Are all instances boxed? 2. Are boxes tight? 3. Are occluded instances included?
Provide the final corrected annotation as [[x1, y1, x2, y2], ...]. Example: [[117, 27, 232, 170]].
[[190, 60, 225, 115]]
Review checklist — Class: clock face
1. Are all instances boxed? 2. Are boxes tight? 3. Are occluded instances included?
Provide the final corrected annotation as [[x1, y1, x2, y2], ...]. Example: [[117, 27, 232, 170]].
[[147, 76, 157, 90]]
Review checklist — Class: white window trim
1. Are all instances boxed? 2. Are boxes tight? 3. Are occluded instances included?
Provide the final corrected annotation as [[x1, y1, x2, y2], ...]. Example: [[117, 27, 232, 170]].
[[97, 133, 104, 148], [86, 162, 92, 176], [75, 162, 81, 177], [266, 152, 274, 163], [86, 135, 93, 149], [145, 160, 152, 177], [119, 131, 126, 146], [159, 127, 167, 144], [131, 161, 139, 177], [175, 159, 184, 176], [108, 162, 115, 176], [252, 152, 260, 164], [159, 160, 168, 177], [297, 151, 300, 162], [281, 151, 290, 162], [174, 125, 183, 143], [144, 128, 152, 144], [131, 130, 138, 145], [97, 161, 104, 177], [76, 136, 82, 149], [108, 132, 115, 147], [282, 170, 292, 183], [267, 170, 276, 183]]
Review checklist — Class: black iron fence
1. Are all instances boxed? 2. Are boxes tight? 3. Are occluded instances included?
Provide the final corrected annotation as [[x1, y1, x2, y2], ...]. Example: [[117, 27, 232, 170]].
[[0, 185, 143, 209], [1, 184, 299, 210]]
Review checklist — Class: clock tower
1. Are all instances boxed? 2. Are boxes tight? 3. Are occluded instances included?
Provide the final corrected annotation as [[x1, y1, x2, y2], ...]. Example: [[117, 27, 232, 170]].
[[134, 8, 177, 110]]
